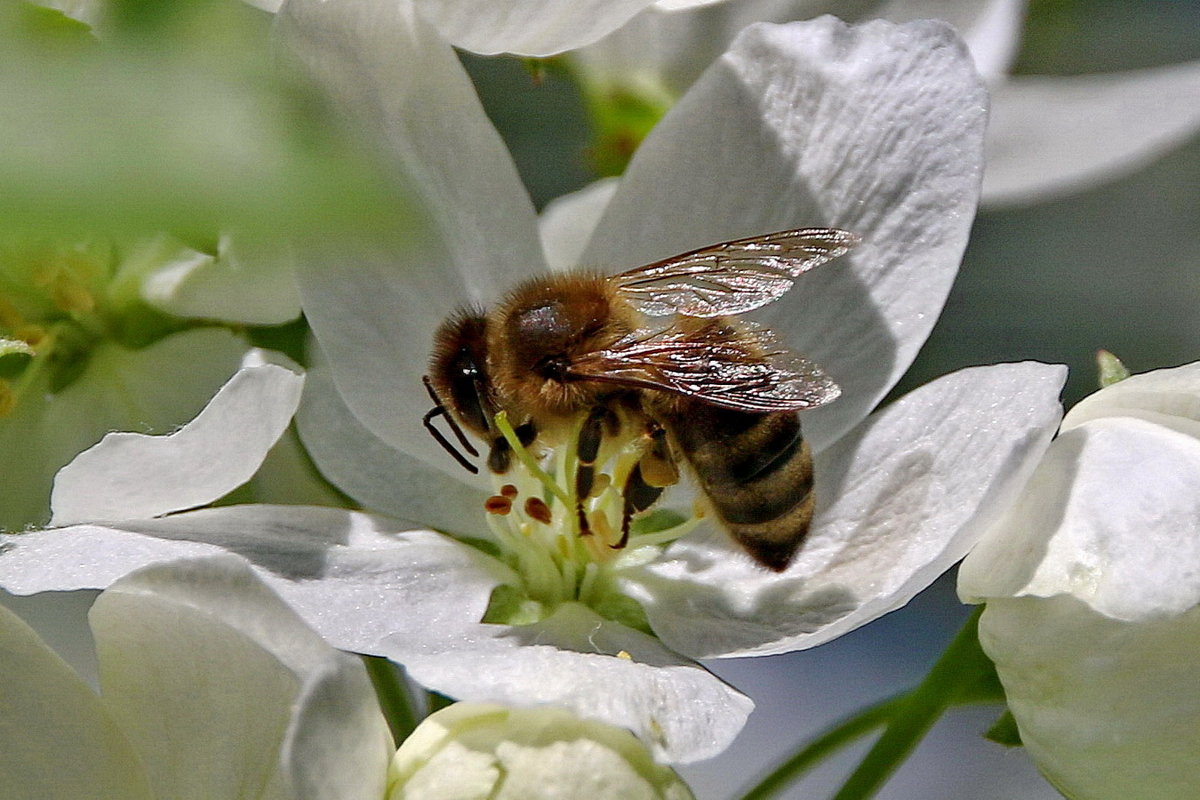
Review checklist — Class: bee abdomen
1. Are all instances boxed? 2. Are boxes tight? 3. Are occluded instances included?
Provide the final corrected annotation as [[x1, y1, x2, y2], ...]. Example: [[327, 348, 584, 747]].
[[662, 403, 815, 571]]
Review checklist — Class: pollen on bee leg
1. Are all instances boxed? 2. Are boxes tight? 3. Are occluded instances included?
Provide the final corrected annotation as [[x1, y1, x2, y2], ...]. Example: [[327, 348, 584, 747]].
[[484, 495, 513, 515], [524, 496, 552, 525], [587, 473, 611, 498]]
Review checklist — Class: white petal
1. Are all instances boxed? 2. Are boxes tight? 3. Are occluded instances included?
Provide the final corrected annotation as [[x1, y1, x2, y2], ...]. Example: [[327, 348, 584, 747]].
[[653, 0, 731, 9], [140, 234, 301, 326], [379, 602, 753, 764], [878, 0, 1026, 80], [0, 603, 151, 800], [0, 506, 745, 763], [50, 351, 303, 526], [1060, 359, 1200, 438], [414, 0, 663, 56], [0, 328, 246, 531], [959, 417, 1200, 621], [539, 178, 620, 272], [583, 18, 988, 449], [282, 658, 395, 800], [295, 361, 489, 535], [92, 555, 390, 800], [276, 0, 546, 459], [982, 60, 1200, 207], [624, 362, 1065, 658], [980, 595, 1200, 800]]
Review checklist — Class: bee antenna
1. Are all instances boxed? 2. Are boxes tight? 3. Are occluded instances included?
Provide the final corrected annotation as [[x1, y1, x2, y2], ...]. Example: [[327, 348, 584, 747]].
[[422, 375, 480, 474]]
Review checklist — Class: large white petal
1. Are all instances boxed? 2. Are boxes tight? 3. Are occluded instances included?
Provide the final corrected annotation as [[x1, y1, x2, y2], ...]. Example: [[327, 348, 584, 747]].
[[414, 0, 663, 56], [539, 177, 620, 272], [51, 350, 303, 526], [0, 603, 151, 800], [1060, 359, 1200, 438], [378, 602, 753, 764], [982, 60, 1200, 207], [979, 595, 1200, 800], [0, 327, 245, 531], [583, 18, 988, 450], [92, 555, 391, 800], [624, 362, 1065, 658], [959, 417, 1200, 621], [275, 0, 546, 465], [295, 360, 488, 535], [879, 0, 1026, 79]]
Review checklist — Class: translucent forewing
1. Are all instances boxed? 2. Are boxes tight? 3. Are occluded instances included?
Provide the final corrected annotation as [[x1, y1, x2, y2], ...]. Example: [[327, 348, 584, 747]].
[[611, 228, 859, 317]]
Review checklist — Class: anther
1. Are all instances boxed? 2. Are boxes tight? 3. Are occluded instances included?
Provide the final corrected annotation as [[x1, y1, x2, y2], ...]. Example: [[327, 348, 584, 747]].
[[524, 496, 552, 525], [500, 484, 519, 498], [484, 495, 512, 515]]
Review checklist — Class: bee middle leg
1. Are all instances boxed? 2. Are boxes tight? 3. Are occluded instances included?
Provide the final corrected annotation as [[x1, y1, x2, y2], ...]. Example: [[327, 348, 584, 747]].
[[614, 423, 675, 549]]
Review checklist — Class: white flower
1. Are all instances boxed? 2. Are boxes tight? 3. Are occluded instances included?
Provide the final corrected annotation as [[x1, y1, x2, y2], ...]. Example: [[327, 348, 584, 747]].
[[0, 4, 1067, 764], [569, 0, 1200, 207], [388, 702, 694, 799], [0, 554, 393, 799], [959, 361, 1200, 800]]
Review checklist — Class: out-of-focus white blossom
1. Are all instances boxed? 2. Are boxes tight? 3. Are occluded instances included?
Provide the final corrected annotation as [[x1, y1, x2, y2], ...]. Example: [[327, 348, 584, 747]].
[[960, 361, 1200, 800]]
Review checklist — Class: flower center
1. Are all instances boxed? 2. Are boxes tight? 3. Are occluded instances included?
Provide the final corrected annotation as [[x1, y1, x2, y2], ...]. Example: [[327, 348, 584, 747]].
[[477, 411, 703, 633]]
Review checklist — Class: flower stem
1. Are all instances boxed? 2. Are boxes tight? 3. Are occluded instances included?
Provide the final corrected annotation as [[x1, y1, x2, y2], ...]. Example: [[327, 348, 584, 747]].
[[362, 654, 420, 746], [738, 606, 999, 800]]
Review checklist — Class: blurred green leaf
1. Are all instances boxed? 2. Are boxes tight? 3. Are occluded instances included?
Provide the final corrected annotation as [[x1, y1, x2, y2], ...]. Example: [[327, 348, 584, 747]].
[[0, 0, 412, 244]]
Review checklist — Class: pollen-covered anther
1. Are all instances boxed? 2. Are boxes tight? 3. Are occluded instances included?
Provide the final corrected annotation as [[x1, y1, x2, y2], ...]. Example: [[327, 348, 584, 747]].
[[524, 496, 552, 525], [484, 495, 513, 515], [500, 483, 519, 499]]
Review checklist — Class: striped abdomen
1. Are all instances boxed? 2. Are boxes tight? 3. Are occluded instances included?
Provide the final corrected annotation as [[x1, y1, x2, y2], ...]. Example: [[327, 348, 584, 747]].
[[656, 400, 814, 571]]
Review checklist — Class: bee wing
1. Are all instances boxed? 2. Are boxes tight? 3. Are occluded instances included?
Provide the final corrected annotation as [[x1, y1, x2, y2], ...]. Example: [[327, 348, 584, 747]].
[[566, 323, 840, 413], [611, 228, 858, 317]]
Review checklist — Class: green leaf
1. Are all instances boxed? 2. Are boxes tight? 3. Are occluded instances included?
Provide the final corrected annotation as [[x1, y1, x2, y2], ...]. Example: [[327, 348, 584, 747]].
[[984, 709, 1023, 748]]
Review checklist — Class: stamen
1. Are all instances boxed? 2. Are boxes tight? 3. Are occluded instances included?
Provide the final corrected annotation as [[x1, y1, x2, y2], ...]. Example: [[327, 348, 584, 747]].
[[495, 411, 570, 506], [500, 484, 519, 498]]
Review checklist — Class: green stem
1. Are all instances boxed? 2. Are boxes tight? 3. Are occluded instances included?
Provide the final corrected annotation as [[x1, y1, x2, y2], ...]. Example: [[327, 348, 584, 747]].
[[739, 694, 905, 800], [738, 606, 1000, 800], [362, 655, 420, 746], [830, 606, 990, 800]]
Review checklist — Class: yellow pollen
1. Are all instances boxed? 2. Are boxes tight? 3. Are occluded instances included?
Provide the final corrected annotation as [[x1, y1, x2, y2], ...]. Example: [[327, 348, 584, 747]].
[[616, 650, 633, 660]]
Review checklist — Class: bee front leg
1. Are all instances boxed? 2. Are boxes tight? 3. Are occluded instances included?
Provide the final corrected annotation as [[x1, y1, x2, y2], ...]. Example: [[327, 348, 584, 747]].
[[575, 406, 617, 536], [487, 421, 537, 474]]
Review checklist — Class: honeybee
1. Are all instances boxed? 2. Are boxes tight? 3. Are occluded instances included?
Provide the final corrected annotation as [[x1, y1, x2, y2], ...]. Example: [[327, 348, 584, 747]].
[[423, 228, 858, 571]]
